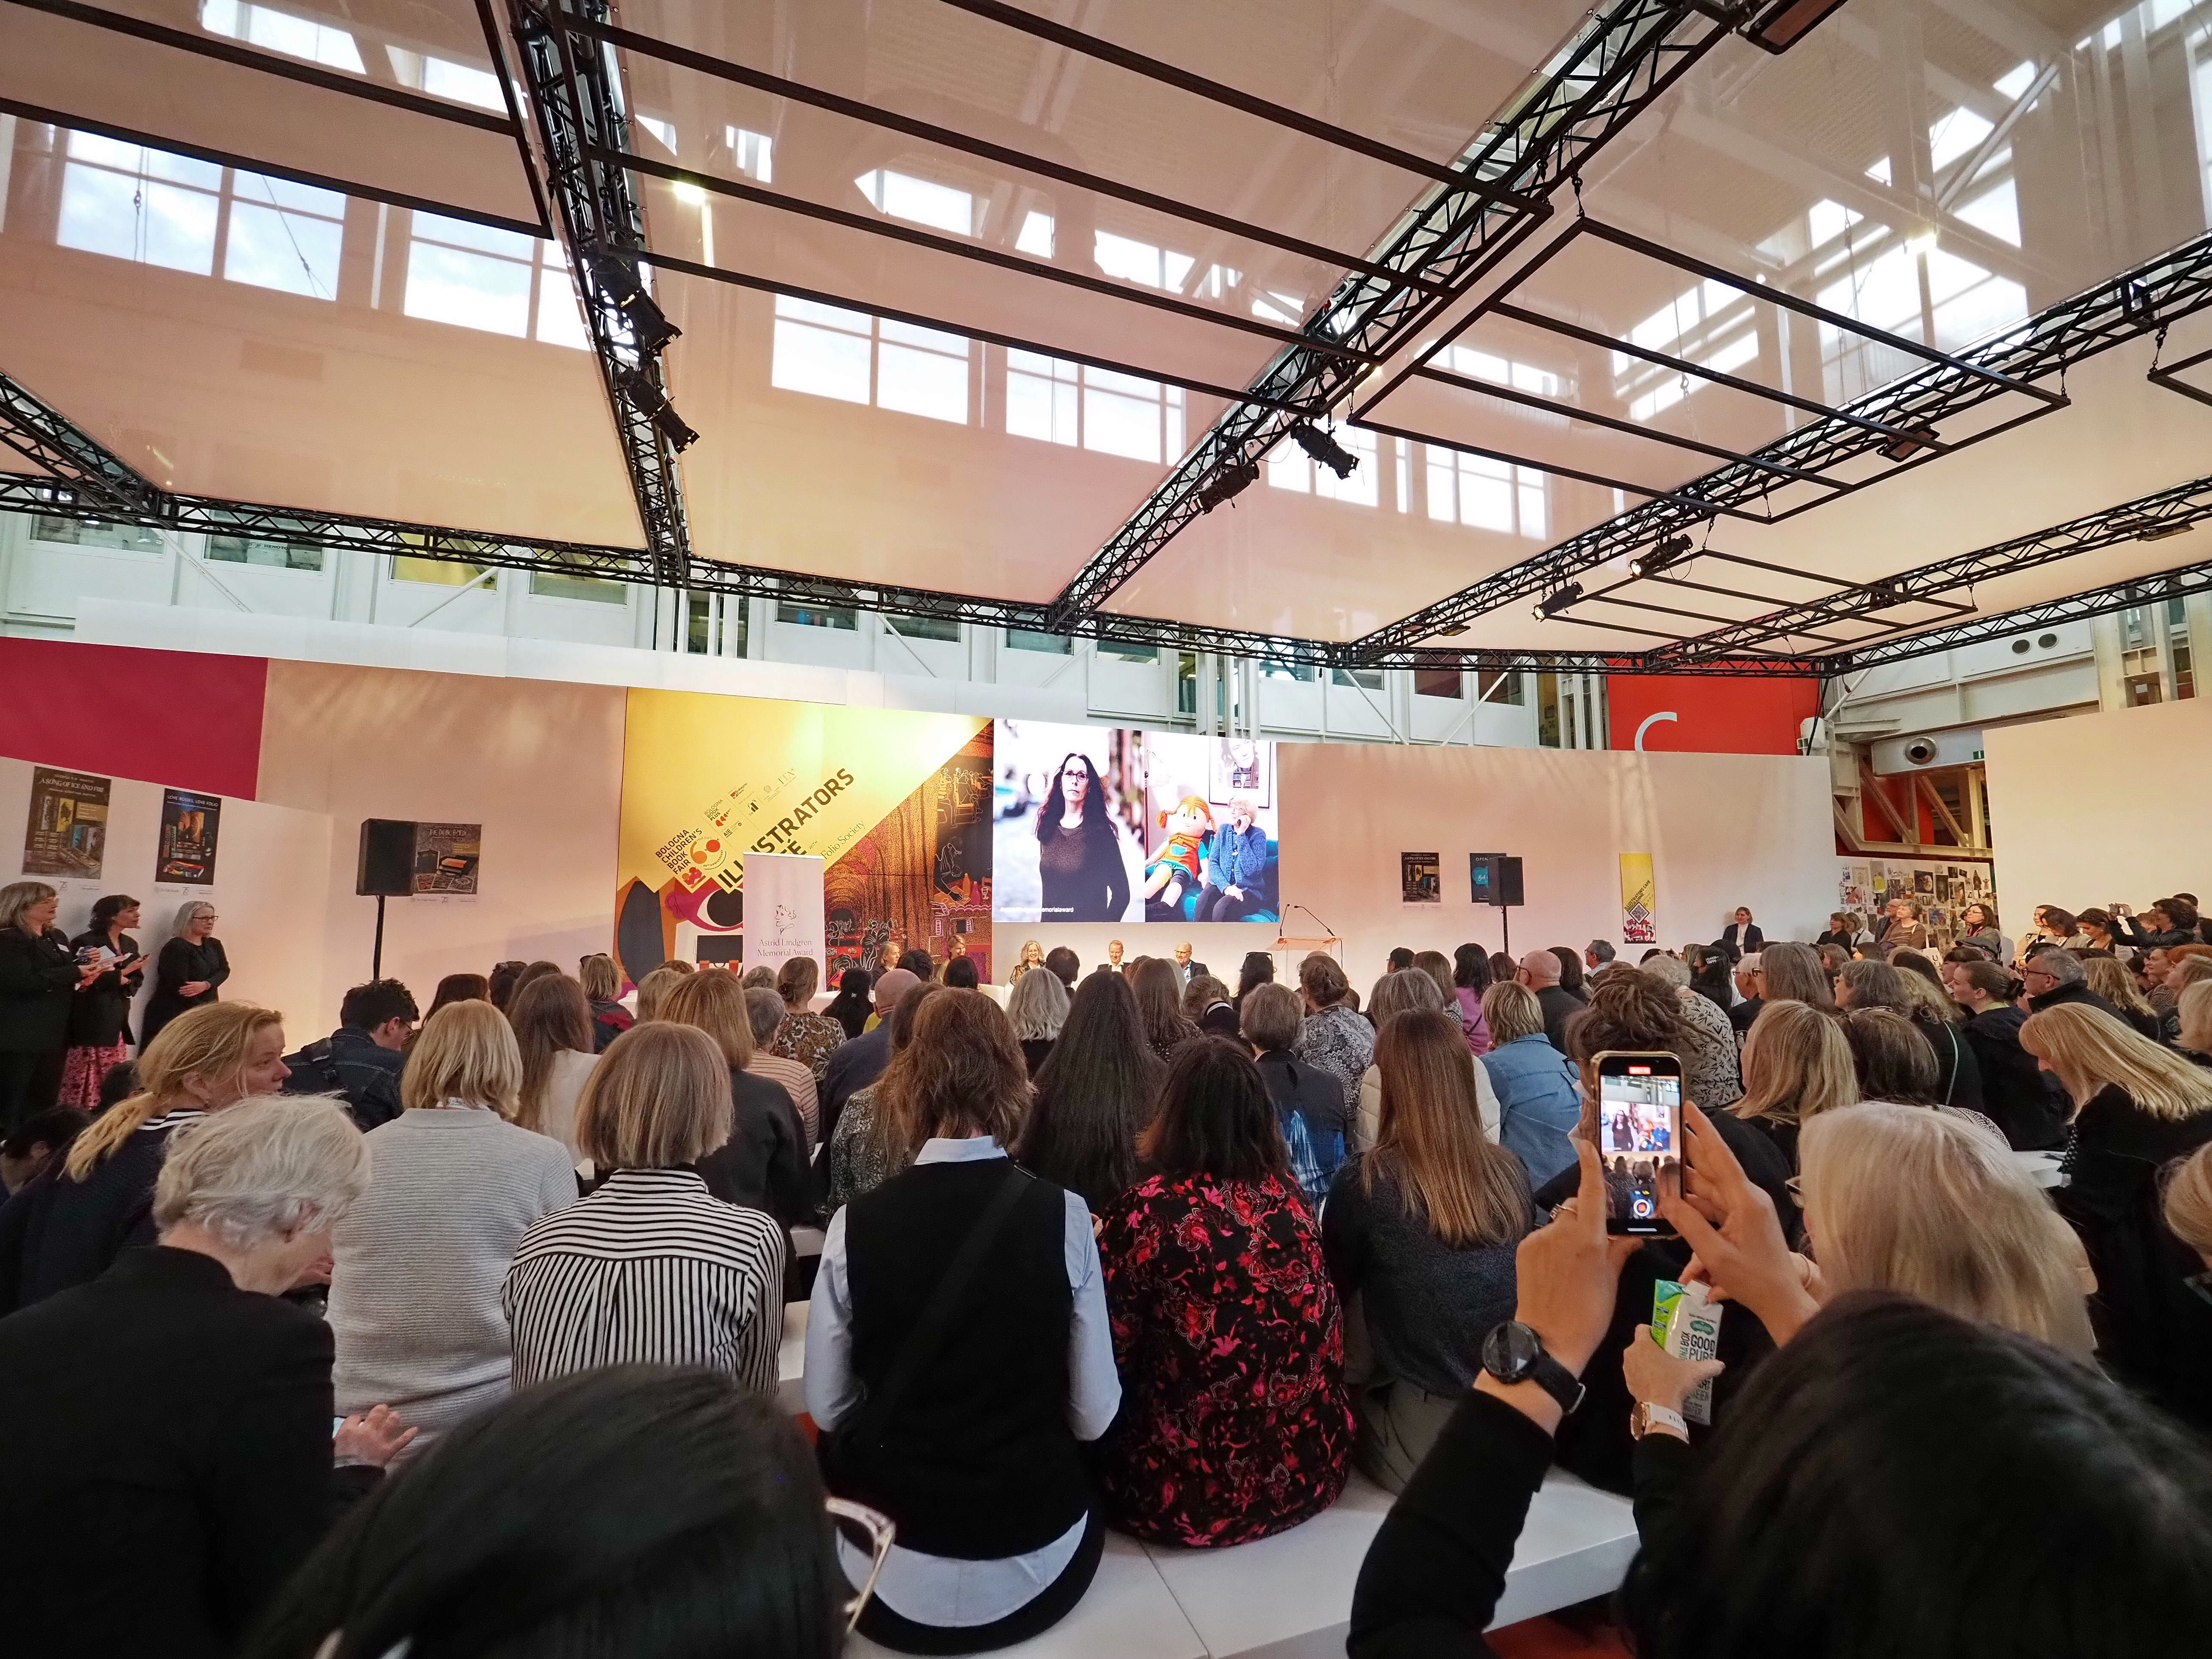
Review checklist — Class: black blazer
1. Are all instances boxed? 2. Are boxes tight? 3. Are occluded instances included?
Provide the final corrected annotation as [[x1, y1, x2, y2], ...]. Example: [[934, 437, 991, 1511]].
[[0, 923, 81, 1055], [66, 929, 144, 1048], [1720, 921, 1765, 961], [0, 1246, 375, 1659], [699, 1066, 809, 1228], [142, 935, 230, 1047]]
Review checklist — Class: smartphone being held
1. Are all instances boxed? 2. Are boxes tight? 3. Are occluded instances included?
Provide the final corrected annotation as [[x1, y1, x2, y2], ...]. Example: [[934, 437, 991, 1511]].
[[1592, 1050, 1683, 1237]]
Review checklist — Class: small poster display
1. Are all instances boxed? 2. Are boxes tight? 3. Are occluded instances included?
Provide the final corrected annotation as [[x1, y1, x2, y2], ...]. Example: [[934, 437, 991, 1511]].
[[413, 822, 481, 896], [155, 789, 222, 887], [1400, 851, 1440, 904], [1620, 853, 1658, 944], [22, 766, 110, 880]]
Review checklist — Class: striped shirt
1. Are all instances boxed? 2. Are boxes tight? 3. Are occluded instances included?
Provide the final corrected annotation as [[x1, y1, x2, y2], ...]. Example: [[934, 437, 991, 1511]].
[[503, 1167, 786, 1397], [748, 1052, 819, 1148]]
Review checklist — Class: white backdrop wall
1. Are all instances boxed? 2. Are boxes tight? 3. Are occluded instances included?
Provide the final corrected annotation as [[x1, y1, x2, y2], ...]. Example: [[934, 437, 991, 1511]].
[[0, 754, 333, 1040], [1984, 697, 2212, 916]]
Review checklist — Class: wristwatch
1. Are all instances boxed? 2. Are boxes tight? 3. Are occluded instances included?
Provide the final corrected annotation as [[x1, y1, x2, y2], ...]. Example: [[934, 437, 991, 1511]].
[[1630, 1400, 1690, 1442], [1480, 1321, 1586, 1416]]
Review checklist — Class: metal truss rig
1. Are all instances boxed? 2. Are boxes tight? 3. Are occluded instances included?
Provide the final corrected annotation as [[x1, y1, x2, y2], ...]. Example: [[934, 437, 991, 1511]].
[[507, 0, 690, 590], [1042, 0, 1736, 631]]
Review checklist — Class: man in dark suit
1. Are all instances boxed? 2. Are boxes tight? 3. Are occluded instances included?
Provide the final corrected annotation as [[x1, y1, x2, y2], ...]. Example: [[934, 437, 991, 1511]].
[[1729, 955, 1764, 1038], [1516, 950, 1586, 1055]]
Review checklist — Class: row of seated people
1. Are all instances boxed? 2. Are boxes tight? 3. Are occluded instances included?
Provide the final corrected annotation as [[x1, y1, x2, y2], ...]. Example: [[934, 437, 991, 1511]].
[[2, 928, 2212, 1654]]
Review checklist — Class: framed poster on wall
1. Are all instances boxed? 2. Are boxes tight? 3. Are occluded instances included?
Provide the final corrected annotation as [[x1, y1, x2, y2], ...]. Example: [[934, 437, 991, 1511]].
[[1401, 851, 1440, 904], [21, 766, 109, 880], [155, 788, 222, 887], [413, 822, 481, 896]]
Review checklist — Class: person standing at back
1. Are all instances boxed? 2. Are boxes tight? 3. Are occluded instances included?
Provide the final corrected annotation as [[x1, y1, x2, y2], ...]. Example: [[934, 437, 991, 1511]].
[[61, 893, 145, 1113], [506, 974, 599, 1167], [140, 900, 229, 1050], [0, 882, 103, 1129], [1294, 953, 1374, 1126]]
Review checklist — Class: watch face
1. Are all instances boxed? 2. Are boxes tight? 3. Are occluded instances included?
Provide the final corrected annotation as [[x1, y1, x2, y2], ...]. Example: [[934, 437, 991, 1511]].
[[1482, 1320, 1540, 1382]]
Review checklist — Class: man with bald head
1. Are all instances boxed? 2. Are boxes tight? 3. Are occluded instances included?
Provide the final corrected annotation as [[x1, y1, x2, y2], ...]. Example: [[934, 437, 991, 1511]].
[[1516, 948, 1583, 1054]]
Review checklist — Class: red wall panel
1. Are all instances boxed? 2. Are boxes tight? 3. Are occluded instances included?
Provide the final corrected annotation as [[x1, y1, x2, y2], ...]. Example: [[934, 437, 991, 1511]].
[[1607, 675, 1821, 756], [0, 637, 267, 797]]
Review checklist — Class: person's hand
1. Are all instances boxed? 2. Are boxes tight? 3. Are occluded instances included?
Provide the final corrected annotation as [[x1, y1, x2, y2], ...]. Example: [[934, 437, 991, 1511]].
[[1679, 1248, 1820, 1305], [1227, 885, 1244, 901], [76, 961, 104, 986], [288, 1251, 334, 1291], [1510, 1136, 1643, 1374], [335, 1404, 417, 1468], [1622, 1323, 1723, 1417], [1658, 1103, 1818, 1343], [178, 980, 210, 997]]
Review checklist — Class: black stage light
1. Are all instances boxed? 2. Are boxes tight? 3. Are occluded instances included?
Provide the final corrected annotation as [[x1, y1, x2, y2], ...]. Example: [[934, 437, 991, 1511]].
[[1533, 582, 1584, 620], [1197, 460, 1261, 512], [1630, 533, 1695, 579], [1289, 422, 1359, 479], [589, 252, 682, 355], [1742, 0, 1854, 53], [615, 368, 701, 453], [2116, 517, 2193, 542], [1877, 425, 1938, 462], [2121, 280, 2157, 326]]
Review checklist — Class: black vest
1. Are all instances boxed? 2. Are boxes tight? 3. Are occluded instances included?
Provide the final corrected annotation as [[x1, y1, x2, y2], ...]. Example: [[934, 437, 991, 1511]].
[[828, 1157, 1086, 1558]]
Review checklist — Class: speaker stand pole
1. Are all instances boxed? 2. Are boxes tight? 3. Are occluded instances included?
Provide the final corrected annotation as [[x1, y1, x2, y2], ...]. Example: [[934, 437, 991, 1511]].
[[372, 894, 386, 981], [1498, 902, 1510, 960]]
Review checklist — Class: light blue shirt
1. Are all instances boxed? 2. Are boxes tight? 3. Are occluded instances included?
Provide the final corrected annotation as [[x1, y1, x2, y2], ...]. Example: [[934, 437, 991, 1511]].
[[1480, 1033, 1584, 1188]]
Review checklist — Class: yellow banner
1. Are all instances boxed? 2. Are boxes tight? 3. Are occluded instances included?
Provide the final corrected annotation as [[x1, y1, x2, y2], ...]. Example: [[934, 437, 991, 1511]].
[[1620, 853, 1657, 945]]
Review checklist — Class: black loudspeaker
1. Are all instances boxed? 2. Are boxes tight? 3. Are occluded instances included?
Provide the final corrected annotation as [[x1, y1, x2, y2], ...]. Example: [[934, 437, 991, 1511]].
[[356, 819, 417, 896], [1470, 854, 1525, 907], [1496, 855, 1524, 907]]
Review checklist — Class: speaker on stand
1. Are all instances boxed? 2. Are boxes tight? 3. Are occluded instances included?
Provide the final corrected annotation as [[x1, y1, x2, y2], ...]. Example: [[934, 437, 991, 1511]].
[[1470, 854, 1525, 956], [356, 819, 417, 980]]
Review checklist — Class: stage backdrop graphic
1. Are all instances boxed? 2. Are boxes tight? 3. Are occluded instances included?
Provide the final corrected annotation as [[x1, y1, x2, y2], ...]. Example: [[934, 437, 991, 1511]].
[[617, 690, 991, 983], [992, 719, 1281, 927]]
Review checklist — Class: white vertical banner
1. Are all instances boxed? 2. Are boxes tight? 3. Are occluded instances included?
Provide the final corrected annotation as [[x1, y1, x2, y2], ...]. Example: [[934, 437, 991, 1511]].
[[744, 852, 826, 973]]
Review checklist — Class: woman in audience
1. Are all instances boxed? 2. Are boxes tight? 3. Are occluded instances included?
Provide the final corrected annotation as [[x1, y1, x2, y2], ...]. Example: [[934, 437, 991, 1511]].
[[1839, 1007, 2005, 1145], [2165, 1139, 2212, 1266], [140, 899, 229, 1049], [771, 957, 846, 1080], [1958, 899, 2011, 963], [810, 990, 1115, 1652], [1358, 966, 1502, 1152], [1006, 959, 1069, 1076], [1238, 979, 1345, 1199], [1098, 1039, 1352, 1546], [825, 966, 876, 1040], [1450, 942, 1495, 1057], [2075, 908, 2126, 955], [1131, 955, 1199, 1061], [1234, 949, 1275, 1013], [631, 964, 687, 1023], [1476, 982, 1581, 1187], [329, 1001, 573, 1458], [1550, 946, 1588, 1001], [243, 1370, 851, 1659], [1815, 910, 1866, 951], [1943, 958, 2066, 1149], [2082, 953, 2162, 1040], [744, 987, 821, 1148], [1685, 944, 1735, 1017], [1327, 1010, 1531, 1492], [486, 960, 525, 1012], [0, 1097, 416, 1659], [61, 894, 144, 1112], [506, 972, 600, 1167], [741, 966, 779, 992], [1297, 953, 1376, 1126], [1412, 949, 1456, 1004], [422, 972, 488, 1021], [576, 952, 633, 1051], [2113, 896, 2204, 950], [1838, 958, 1982, 1111], [2020, 1002, 2212, 1425], [943, 956, 981, 990], [2029, 904, 2088, 951], [0, 1002, 290, 1313], [2160, 952, 2212, 1042], [504, 1023, 786, 1394], [1019, 972, 1161, 1214], [1726, 998, 1859, 1170], [2177, 979, 2212, 1066], [1641, 954, 1744, 1110], [662, 972, 808, 1229], [1183, 972, 1239, 1038], [827, 980, 943, 1211], [1755, 939, 1835, 1010], [511, 960, 561, 1001], [0, 881, 102, 1129], [1489, 949, 1518, 985]]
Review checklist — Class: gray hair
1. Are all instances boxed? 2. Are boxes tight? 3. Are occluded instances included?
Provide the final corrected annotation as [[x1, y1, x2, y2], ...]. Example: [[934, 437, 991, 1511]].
[[1006, 961, 1071, 1041], [740, 966, 778, 991], [1737, 952, 1763, 980], [0, 881, 57, 931], [152, 1095, 368, 1249], [742, 986, 786, 1045], [1586, 940, 1616, 964], [1644, 953, 1693, 990], [1240, 981, 1304, 1052], [1368, 965, 1447, 1022], [2028, 948, 2086, 988], [172, 899, 216, 938]]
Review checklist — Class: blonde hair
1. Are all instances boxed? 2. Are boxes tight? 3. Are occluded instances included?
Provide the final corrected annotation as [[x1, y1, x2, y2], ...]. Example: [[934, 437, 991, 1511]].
[[2162, 1141, 2212, 1255], [2178, 980, 2212, 1056], [1481, 981, 1544, 1046], [633, 966, 687, 1022], [1733, 1001, 1859, 1127], [577, 953, 620, 1002], [1799, 1103, 2095, 1356], [67, 1003, 285, 1180], [1366, 1009, 1531, 1249], [401, 999, 523, 1118], [153, 1096, 368, 1247], [0, 880, 56, 931], [1889, 954, 1964, 1025], [2020, 1003, 2212, 1121], [1758, 941, 1835, 1010], [2083, 956, 2155, 1020], [575, 1022, 733, 1170], [661, 970, 755, 1068]]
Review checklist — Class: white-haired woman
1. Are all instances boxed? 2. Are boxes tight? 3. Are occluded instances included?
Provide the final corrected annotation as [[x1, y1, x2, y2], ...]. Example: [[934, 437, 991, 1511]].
[[0, 1001, 291, 1314], [141, 899, 230, 1050], [0, 1096, 413, 1657], [1007, 958, 1070, 1076]]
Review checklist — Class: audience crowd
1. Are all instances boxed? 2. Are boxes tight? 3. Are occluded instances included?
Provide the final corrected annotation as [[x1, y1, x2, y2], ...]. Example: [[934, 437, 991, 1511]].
[[4, 879, 2212, 1657]]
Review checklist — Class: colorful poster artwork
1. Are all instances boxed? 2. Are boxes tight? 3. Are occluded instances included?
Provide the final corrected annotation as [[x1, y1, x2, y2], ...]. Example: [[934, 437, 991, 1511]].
[[1620, 853, 1658, 944], [22, 766, 109, 880], [413, 822, 481, 895], [155, 789, 221, 886], [1401, 851, 1441, 904]]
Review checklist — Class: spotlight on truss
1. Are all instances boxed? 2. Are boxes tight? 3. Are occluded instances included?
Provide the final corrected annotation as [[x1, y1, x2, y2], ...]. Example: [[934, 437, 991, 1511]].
[[589, 252, 682, 355], [1289, 422, 1359, 479], [1630, 533, 1696, 579], [1533, 582, 1584, 620], [1197, 460, 1261, 513], [2115, 516, 2193, 542], [1742, 0, 1852, 53], [1877, 425, 1939, 463], [615, 368, 701, 453]]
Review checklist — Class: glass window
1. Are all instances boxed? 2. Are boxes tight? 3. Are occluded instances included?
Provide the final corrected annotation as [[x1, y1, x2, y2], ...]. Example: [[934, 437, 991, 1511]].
[[1176, 652, 1198, 714], [777, 601, 857, 629], [886, 612, 960, 642], [1259, 659, 1316, 681], [392, 556, 487, 585], [771, 297, 968, 424], [686, 594, 713, 654], [404, 213, 586, 348], [528, 553, 626, 603], [1006, 351, 1182, 463], [1332, 667, 1384, 690], [1006, 629, 1071, 654], [1097, 641, 1159, 663], [206, 533, 323, 570], [1478, 669, 1525, 705], [201, 0, 365, 72], [30, 515, 163, 552], [1413, 668, 1463, 698], [856, 170, 974, 236], [1427, 447, 1547, 539]]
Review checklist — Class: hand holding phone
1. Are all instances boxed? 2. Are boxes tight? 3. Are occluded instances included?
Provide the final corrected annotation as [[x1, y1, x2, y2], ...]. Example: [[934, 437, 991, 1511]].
[[1657, 1103, 1818, 1344], [1593, 1050, 1683, 1237]]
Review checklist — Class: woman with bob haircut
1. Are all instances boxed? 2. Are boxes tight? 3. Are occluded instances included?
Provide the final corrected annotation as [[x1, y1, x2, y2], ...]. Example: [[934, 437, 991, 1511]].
[[576, 952, 633, 1051], [506, 972, 600, 1165], [772, 956, 847, 1080], [0, 1097, 420, 1659], [504, 1022, 786, 1396], [632, 963, 688, 1023], [1477, 981, 1581, 1187], [1753, 940, 1835, 1011], [328, 1000, 576, 1455], [663, 971, 808, 1228], [0, 1001, 291, 1313], [239, 1369, 864, 1659], [1727, 999, 1858, 1168], [1006, 959, 1070, 1076], [809, 990, 1118, 1653]]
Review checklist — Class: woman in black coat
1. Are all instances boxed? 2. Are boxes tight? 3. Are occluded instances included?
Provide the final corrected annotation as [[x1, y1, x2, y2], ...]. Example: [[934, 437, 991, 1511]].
[[0, 882, 102, 1134], [1720, 907, 1765, 962], [63, 894, 145, 1112], [141, 900, 229, 1050], [1946, 959, 2067, 1149]]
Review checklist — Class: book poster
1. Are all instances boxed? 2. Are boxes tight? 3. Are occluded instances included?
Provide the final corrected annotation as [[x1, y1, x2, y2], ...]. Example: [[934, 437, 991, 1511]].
[[21, 766, 110, 880], [152, 789, 221, 886], [1401, 851, 1441, 904], [1620, 853, 1658, 945], [413, 822, 481, 896]]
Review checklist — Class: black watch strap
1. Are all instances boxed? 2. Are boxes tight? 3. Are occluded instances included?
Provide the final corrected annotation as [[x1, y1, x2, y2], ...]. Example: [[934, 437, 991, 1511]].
[[1481, 1320, 1587, 1417], [1521, 1348, 1586, 1417]]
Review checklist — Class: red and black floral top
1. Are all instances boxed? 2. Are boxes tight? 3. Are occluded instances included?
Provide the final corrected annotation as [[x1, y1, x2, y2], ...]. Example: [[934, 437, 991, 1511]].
[[1097, 1170, 1353, 1548]]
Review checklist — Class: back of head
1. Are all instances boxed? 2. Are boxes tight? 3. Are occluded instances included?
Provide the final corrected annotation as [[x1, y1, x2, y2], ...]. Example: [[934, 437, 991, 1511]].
[[340, 979, 418, 1033], [1642, 953, 1692, 991], [1735, 1000, 1857, 1126], [1236, 949, 1275, 998], [1453, 943, 1493, 990], [2083, 954, 2153, 1016], [1367, 963, 1447, 1025], [1517, 949, 1562, 988], [1565, 970, 1688, 1094], [577, 953, 620, 1003], [1550, 946, 1585, 994], [402, 999, 524, 1118], [1130, 955, 1193, 1045], [512, 960, 561, 1000], [1760, 941, 1836, 1010], [486, 960, 523, 1010], [879, 990, 1027, 1152], [1412, 950, 1455, 1001], [739, 966, 778, 992], [426, 972, 489, 1018], [1023, 973, 1155, 1206], [1481, 980, 1544, 1045], [1837, 958, 1912, 1015], [1841, 1007, 1941, 1105], [2039, 904, 2079, 936], [1141, 1038, 1286, 1186], [68, 1001, 285, 1179], [1586, 940, 1617, 967], [1007, 960, 1071, 1041], [1299, 952, 1351, 1009], [2021, 1001, 2212, 1119], [633, 966, 686, 1023], [1386, 947, 1415, 972], [2179, 979, 2212, 1055], [828, 968, 873, 1006], [1181, 973, 1231, 1021], [1240, 980, 1304, 1053], [662, 970, 756, 1069], [1371, 1009, 1529, 1249], [2164, 1141, 2212, 1254], [661, 958, 697, 975], [896, 948, 936, 979], [1955, 957, 2023, 1005], [508, 974, 595, 1132], [240, 1368, 844, 1659], [777, 955, 820, 1007], [153, 1095, 368, 1249], [944, 956, 981, 990], [1622, 1292, 2212, 1659], [1045, 945, 1082, 988], [1799, 1104, 2093, 1354], [743, 986, 786, 1047], [576, 1022, 732, 1171], [1888, 957, 1964, 1025], [1489, 951, 1517, 984]]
